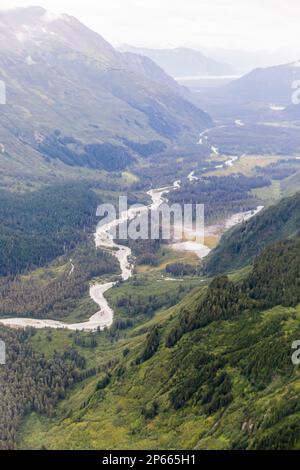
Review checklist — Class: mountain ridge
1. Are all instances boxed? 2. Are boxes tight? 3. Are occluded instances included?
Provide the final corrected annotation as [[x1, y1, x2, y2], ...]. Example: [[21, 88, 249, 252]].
[[17, 232, 300, 450], [119, 45, 236, 77], [0, 7, 212, 182], [203, 192, 300, 275], [225, 61, 300, 106]]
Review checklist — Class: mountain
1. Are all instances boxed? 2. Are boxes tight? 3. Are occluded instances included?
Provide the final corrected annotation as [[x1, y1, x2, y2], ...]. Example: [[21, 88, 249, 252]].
[[225, 61, 300, 106], [204, 192, 300, 275], [119, 45, 236, 78], [283, 103, 300, 122], [120, 51, 191, 98], [17, 234, 300, 450], [0, 7, 212, 181]]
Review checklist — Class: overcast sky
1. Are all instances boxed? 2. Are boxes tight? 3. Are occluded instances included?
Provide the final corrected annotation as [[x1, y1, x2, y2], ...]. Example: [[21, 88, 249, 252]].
[[1, 0, 300, 67]]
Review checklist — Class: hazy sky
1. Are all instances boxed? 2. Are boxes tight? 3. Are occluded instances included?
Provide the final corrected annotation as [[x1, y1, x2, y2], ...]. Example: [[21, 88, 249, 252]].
[[1, 0, 300, 67]]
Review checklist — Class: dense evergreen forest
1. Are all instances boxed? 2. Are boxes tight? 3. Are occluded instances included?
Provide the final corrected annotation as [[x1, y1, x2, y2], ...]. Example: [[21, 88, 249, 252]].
[[0, 183, 99, 276], [121, 139, 167, 157], [124, 239, 300, 445], [0, 170, 299, 450], [245, 238, 300, 308], [257, 159, 300, 180], [23, 233, 300, 450], [0, 327, 96, 449], [165, 262, 198, 277], [116, 220, 163, 266], [170, 237, 300, 348], [168, 174, 269, 223], [204, 192, 300, 275], [0, 241, 119, 320], [38, 132, 134, 171], [0, 181, 120, 449]]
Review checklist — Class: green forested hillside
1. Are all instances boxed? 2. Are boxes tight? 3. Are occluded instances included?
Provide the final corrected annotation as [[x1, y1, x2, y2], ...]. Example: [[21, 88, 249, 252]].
[[0, 183, 99, 276], [204, 192, 300, 275], [245, 238, 300, 308], [3, 3, 300, 455], [0, 327, 96, 450], [16, 238, 300, 450]]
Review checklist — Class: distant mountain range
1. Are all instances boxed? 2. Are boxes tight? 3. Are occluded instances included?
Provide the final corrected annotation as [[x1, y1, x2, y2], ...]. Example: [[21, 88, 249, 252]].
[[119, 45, 236, 78], [195, 59, 300, 125], [225, 61, 300, 106], [0, 7, 212, 178]]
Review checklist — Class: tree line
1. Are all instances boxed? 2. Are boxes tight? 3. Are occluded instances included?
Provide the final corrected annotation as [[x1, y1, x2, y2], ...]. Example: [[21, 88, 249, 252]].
[[0, 327, 96, 449], [0, 183, 100, 276]]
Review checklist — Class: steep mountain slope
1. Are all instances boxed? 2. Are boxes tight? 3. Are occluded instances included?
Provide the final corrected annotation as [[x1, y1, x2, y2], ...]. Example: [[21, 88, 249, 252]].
[[195, 60, 300, 124], [225, 61, 300, 106], [0, 7, 212, 180], [121, 51, 192, 100], [119, 45, 236, 77], [18, 237, 300, 450], [283, 103, 300, 122], [204, 192, 300, 275]]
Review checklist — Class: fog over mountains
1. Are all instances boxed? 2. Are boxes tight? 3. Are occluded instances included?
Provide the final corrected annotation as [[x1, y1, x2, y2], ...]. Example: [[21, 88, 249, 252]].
[[0, 6, 212, 176], [119, 45, 237, 78], [225, 61, 300, 106]]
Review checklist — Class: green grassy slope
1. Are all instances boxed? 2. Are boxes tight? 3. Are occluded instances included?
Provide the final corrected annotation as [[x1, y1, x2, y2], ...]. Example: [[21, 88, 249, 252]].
[[17, 239, 300, 450]]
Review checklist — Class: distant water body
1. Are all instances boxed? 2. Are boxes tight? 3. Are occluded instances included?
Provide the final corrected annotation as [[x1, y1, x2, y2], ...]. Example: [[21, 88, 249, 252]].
[[175, 74, 242, 89]]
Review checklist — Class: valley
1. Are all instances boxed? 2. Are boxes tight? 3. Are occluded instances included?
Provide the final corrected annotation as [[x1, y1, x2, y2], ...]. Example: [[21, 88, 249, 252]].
[[0, 151, 268, 333], [0, 183, 173, 330], [1, 144, 299, 450], [2, 104, 300, 449], [1, 5, 300, 453], [15, 233, 300, 450]]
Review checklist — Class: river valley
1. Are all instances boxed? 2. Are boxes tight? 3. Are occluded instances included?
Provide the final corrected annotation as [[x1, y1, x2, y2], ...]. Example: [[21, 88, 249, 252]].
[[0, 160, 263, 331]]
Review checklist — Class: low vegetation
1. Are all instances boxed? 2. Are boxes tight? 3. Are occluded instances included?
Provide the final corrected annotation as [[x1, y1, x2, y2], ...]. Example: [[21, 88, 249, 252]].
[[15, 235, 300, 450], [204, 192, 300, 275]]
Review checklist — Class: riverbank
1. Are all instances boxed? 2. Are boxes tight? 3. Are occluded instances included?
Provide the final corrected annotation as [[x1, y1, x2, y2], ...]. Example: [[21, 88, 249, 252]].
[[0, 184, 172, 332]]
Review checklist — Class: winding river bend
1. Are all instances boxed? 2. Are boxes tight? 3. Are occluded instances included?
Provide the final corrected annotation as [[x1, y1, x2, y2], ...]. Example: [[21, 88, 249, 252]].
[[0, 184, 173, 331], [0, 157, 263, 331]]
